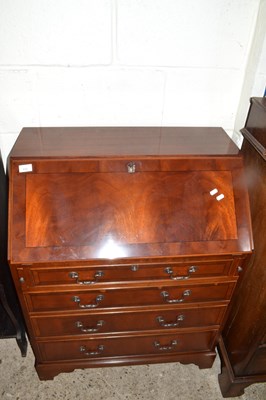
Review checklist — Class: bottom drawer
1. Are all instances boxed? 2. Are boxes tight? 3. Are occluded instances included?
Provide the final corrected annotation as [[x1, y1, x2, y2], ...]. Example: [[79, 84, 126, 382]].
[[38, 330, 218, 362]]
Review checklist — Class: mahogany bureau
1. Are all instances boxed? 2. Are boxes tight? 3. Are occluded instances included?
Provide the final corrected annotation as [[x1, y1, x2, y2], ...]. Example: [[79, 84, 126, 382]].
[[7, 127, 253, 380]]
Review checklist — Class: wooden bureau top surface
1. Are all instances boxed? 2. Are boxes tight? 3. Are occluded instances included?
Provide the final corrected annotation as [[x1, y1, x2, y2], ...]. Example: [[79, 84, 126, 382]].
[[8, 127, 253, 264], [9, 127, 239, 158]]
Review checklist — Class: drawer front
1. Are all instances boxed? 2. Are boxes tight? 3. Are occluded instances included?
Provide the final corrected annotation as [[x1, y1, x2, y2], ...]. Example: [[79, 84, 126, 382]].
[[38, 330, 218, 361], [25, 283, 235, 312], [21, 259, 234, 288], [31, 305, 226, 337]]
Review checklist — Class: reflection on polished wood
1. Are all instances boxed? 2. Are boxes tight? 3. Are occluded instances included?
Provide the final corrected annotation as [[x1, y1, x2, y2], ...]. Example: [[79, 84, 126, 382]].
[[10, 127, 239, 158]]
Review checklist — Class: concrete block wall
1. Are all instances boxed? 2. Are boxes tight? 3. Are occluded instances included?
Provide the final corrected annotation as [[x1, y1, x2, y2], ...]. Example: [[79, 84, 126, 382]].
[[232, 0, 266, 143], [250, 0, 266, 96], [253, 33, 266, 95], [0, 0, 264, 165]]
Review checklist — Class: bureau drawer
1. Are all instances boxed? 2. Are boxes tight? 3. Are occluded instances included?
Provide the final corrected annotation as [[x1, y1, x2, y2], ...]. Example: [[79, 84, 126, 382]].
[[31, 304, 226, 337], [25, 282, 235, 312], [38, 330, 218, 362], [21, 259, 234, 288]]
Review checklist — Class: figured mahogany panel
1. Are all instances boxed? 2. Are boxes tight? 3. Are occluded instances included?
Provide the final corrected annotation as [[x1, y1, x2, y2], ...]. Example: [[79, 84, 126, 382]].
[[25, 170, 237, 249], [8, 157, 252, 263]]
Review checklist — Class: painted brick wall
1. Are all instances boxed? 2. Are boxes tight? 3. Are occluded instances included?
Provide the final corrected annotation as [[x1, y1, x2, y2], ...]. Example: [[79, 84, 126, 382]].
[[250, 2, 266, 96], [0, 0, 264, 164]]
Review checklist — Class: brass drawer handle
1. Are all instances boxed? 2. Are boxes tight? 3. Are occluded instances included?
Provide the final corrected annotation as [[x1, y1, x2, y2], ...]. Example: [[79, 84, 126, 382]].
[[76, 320, 105, 333], [154, 340, 178, 351], [161, 290, 191, 303], [237, 266, 243, 274], [80, 345, 104, 356], [165, 266, 198, 280], [72, 294, 104, 309], [69, 270, 104, 285], [156, 314, 185, 328], [127, 161, 136, 173]]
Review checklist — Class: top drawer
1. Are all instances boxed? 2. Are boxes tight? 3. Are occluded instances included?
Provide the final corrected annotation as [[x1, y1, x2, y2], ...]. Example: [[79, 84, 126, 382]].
[[18, 258, 236, 289]]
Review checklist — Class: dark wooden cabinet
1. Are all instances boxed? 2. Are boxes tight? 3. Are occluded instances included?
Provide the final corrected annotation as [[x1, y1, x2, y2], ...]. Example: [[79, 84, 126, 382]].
[[0, 151, 27, 356], [7, 127, 253, 380], [218, 97, 266, 397]]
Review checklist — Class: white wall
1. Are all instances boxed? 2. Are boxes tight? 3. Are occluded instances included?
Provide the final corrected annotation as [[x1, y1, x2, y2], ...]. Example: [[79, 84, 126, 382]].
[[252, 32, 266, 96], [250, 0, 266, 97], [233, 0, 266, 146], [0, 0, 264, 166]]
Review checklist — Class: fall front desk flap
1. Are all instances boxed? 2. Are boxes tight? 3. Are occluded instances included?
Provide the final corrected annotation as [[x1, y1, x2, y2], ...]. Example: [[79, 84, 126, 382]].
[[8, 127, 253, 264]]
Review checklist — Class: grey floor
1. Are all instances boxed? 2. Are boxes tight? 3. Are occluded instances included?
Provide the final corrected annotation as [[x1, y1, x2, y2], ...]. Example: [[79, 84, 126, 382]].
[[0, 339, 265, 400]]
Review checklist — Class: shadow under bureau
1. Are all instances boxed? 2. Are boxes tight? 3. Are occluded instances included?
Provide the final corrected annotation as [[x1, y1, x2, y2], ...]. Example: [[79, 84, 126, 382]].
[[7, 127, 253, 380]]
